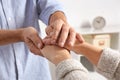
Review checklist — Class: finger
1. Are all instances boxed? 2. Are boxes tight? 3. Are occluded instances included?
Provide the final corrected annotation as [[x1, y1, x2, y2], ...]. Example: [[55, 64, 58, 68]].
[[76, 33, 85, 43], [58, 24, 69, 47], [43, 37, 52, 45], [26, 39, 43, 56], [45, 25, 53, 35], [37, 50, 44, 57], [30, 34, 43, 49], [67, 28, 76, 46], [51, 21, 63, 43]]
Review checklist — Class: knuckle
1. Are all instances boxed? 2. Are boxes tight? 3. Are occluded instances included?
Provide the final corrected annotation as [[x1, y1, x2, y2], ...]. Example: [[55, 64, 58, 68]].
[[54, 25, 62, 31], [52, 36, 57, 40], [52, 32, 58, 39], [70, 30, 76, 36], [55, 27, 61, 31], [70, 27, 75, 32], [50, 32, 54, 36], [45, 26, 52, 34]]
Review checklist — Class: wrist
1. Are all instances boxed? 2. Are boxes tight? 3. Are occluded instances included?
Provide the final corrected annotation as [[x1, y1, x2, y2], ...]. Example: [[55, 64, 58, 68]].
[[70, 40, 84, 54], [18, 28, 25, 42], [53, 53, 71, 65], [49, 11, 67, 24], [41, 45, 71, 65], [10, 29, 24, 42]]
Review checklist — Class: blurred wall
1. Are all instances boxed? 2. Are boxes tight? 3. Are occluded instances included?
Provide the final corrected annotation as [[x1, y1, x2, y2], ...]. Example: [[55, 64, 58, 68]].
[[58, 0, 120, 28]]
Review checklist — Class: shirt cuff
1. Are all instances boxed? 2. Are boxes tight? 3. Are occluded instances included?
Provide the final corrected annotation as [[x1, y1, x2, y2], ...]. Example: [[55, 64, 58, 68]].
[[56, 59, 88, 80], [96, 48, 120, 79]]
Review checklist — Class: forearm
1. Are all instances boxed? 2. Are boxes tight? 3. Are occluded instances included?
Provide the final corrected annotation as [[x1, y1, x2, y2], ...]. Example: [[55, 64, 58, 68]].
[[96, 48, 120, 79], [73, 42, 103, 66], [49, 11, 67, 24], [0, 29, 23, 45]]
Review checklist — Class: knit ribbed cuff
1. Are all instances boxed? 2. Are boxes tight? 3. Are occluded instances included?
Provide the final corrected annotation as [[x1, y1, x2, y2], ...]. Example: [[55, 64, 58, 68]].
[[96, 48, 120, 79], [56, 59, 88, 80]]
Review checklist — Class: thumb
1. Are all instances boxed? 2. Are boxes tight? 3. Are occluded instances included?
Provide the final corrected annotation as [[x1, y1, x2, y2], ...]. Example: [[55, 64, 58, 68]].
[[30, 34, 44, 49], [38, 50, 44, 57], [76, 33, 85, 43], [45, 25, 53, 35]]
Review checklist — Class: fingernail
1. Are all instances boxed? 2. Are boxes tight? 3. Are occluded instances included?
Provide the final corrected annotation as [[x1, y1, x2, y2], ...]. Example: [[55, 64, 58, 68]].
[[59, 42, 64, 47]]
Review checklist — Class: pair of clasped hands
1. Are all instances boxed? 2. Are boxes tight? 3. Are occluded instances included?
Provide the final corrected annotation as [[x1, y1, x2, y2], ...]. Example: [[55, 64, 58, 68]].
[[22, 19, 83, 65]]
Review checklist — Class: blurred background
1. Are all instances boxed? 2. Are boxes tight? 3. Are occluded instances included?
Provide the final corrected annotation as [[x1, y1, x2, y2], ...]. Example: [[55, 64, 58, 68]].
[[40, 0, 120, 80], [59, 0, 120, 28]]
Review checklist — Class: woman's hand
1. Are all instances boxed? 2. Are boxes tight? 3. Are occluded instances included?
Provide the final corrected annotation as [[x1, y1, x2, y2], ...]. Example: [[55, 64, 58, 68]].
[[41, 45, 71, 65]]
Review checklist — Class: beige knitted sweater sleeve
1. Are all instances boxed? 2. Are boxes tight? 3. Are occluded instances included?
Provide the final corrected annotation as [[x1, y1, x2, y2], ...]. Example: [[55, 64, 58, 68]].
[[96, 48, 120, 80], [56, 59, 89, 80], [56, 48, 120, 80]]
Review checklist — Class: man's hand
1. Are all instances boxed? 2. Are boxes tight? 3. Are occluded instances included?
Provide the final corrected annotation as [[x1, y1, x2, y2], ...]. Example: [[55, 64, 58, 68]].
[[43, 11, 77, 47], [22, 27, 43, 56], [44, 19, 76, 47]]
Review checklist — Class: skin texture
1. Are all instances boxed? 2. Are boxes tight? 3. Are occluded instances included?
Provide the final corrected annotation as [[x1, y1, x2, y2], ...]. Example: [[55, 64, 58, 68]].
[[0, 27, 43, 56], [41, 45, 71, 65], [21, 27, 44, 55], [64, 33, 103, 66], [44, 11, 81, 47], [0, 11, 78, 56], [0, 29, 23, 45], [43, 33, 103, 66]]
